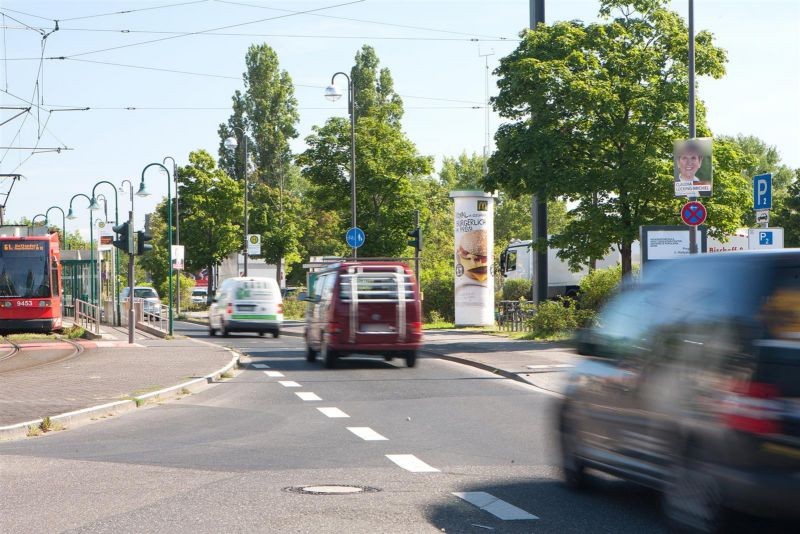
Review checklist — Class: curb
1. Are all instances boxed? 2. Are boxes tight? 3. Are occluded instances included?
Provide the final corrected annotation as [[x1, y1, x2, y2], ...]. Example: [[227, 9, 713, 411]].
[[0, 350, 241, 442], [422, 348, 564, 399]]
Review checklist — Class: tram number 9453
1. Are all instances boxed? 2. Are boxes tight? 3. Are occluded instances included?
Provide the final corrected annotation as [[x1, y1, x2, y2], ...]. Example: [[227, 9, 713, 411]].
[[15, 300, 34, 307]]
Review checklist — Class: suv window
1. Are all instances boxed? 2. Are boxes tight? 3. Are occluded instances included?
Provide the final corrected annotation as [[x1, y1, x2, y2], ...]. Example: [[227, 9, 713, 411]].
[[134, 288, 158, 299]]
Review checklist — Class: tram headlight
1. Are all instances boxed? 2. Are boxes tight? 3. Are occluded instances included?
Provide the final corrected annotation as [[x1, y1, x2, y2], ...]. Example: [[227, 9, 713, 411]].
[[38, 300, 51, 307]]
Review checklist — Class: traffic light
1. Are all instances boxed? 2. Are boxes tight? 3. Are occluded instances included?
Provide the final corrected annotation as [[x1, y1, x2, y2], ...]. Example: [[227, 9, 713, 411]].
[[112, 222, 132, 253], [136, 230, 153, 255], [407, 227, 422, 253]]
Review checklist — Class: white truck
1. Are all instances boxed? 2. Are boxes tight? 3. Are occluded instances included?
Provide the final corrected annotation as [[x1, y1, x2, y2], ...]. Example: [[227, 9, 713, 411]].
[[499, 239, 637, 299]]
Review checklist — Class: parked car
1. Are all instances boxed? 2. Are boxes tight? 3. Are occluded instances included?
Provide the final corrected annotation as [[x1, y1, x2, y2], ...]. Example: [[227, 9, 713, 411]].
[[560, 250, 800, 532], [191, 287, 208, 305], [120, 286, 161, 315], [208, 277, 282, 337], [301, 261, 423, 368]]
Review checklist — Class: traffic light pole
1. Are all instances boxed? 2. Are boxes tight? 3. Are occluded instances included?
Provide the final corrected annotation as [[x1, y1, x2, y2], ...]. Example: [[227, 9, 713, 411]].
[[414, 210, 420, 291], [127, 210, 135, 344]]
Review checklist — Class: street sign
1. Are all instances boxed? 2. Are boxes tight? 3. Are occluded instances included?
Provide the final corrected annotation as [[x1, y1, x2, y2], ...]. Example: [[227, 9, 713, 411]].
[[346, 226, 365, 249], [755, 210, 770, 225], [748, 227, 784, 250], [247, 234, 261, 256], [681, 201, 707, 226], [753, 173, 772, 210], [172, 245, 185, 270]]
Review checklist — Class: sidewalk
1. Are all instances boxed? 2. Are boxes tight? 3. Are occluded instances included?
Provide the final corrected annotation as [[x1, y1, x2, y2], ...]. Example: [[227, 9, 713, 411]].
[[0, 325, 237, 438]]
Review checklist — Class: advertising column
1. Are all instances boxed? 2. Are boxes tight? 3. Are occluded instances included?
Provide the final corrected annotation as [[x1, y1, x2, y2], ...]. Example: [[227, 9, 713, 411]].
[[450, 190, 495, 326]]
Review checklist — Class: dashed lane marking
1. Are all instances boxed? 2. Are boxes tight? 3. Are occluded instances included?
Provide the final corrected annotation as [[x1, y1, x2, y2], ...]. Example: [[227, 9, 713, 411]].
[[452, 492, 539, 520], [251, 364, 270, 369], [347, 427, 388, 441], [385, 454, 439, 473], [278, 381, 301, 388], [296, 392, 321, 401], [263, 371, 284, 377], [317, 407, 350, 418]]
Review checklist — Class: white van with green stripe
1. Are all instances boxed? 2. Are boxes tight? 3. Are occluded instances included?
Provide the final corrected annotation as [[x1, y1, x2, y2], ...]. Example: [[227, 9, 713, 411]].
[[208, 277, 283, 338]]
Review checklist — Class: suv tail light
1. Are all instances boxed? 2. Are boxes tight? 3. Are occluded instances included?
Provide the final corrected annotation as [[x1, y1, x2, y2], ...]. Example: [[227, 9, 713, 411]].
[[721, 380, 783, 435], [328, 322, 342, 334]]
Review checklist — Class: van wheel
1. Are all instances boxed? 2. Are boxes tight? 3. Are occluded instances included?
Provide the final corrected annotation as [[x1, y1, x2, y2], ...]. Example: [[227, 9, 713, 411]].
[[560, 407, 588, 491], [405, 350, 417, 368], [323, 342, 338, 369], [272, 331, 280, 339], [663, 452, 726, 533], [221, 321, 230, 337], [306, 344, 318, 363], [208, 327, 217, 337], [258, 331, 265, 337], [384, 355, 394, 362]]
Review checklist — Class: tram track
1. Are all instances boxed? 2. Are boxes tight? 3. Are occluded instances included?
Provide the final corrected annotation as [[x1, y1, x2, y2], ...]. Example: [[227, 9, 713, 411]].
[[0, 336, 84, 374]]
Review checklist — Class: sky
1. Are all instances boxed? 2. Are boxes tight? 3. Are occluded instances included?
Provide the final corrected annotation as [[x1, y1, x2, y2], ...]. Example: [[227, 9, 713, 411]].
[[1, 0, 798, 240]]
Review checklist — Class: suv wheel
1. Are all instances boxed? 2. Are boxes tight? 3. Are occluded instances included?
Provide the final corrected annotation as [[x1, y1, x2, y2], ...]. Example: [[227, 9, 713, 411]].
[[405, 350, 417, 368], [560, 407, 588, 491], [663, 453, 726, 533]]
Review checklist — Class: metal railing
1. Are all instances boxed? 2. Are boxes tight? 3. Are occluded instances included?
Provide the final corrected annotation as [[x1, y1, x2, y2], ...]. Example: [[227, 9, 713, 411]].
[[135, 298, 169, 333], [74, 298, 102, 335], [496, 300, 535, 332]]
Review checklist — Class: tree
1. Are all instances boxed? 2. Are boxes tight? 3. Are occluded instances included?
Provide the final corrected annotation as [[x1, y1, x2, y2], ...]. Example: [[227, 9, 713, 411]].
[[298, 45, 432, 258], [486, 0, 729, 274], [141, 150, 243, 301], [217, 43, 301, 282], [773, 168, 800, 247]]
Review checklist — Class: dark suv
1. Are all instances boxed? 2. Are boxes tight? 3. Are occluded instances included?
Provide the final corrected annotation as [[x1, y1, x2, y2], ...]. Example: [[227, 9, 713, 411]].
[[560, 251, 800, 532]]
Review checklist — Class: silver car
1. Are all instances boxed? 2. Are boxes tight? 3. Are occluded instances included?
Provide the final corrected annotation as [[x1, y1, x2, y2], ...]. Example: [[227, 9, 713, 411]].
[[120, 286, 161, 315]]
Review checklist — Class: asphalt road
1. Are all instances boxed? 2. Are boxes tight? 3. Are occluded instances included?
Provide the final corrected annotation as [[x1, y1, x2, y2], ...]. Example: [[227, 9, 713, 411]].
[[0, 321, 669, 533]]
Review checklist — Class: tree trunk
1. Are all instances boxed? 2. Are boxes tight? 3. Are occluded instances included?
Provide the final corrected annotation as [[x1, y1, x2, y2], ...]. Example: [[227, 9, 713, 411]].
[[207, 263, 215, 305], [621, 241, 632, 275]]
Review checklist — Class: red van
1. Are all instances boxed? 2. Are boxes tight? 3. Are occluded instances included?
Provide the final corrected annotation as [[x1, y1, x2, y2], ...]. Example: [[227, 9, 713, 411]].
[[302, 261, 423, 368]]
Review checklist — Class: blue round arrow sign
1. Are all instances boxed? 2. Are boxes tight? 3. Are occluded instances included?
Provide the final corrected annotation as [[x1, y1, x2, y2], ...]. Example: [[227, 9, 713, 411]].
[[681, 201, 707, 226], [346, 226, 365, 248]]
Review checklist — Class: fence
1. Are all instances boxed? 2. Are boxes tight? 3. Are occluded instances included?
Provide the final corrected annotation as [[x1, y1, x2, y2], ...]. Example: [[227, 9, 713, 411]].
[[496, 300, 534, 332], [74, 298, 102, 335], [135, 298, 169, 333]]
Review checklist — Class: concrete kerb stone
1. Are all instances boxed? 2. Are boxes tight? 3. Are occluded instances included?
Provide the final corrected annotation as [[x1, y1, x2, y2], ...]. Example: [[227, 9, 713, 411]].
[[133, 352, 240, 406], [0, 418, 45, 441]]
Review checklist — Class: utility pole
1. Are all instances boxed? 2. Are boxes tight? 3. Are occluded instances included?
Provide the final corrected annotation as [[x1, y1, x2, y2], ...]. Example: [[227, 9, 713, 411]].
[[688, 0, 698, 254], [479, 48, 495, 176], [530, 0, 548, 303]]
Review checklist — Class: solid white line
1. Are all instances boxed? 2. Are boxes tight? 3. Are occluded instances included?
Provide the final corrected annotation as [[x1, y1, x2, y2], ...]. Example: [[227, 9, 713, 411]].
[[317, 407, 350, 418], [526, 364, 573, 369], [278, 380, 301, 388], [251, 363, 270, 369], [347, 427, 388, 441], [263, 370, 284, 377], [296, 392, 321, 401], [385, 454, 439, 473], [452, 492, 538, 520]]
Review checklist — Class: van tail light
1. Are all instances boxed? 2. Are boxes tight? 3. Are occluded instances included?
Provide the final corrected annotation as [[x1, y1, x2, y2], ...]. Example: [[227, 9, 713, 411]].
[[277, 303, 283, 314], [227, 303, 233, 314], [328, 322, 342, 334], [410, 321, 422, 333], [721, 381, 782, 435]]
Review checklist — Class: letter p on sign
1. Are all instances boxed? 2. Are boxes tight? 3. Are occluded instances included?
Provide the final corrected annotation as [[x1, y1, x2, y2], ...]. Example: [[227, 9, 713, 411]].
[[753, 173, 772, 210]]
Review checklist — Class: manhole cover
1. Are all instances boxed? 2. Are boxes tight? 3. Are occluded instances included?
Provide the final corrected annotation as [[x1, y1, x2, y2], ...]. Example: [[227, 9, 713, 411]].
[[284, 485, 381, 495]]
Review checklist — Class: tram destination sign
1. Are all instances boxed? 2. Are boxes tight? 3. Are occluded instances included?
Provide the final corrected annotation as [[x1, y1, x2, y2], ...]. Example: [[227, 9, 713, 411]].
[[2, 242, 45, 253]]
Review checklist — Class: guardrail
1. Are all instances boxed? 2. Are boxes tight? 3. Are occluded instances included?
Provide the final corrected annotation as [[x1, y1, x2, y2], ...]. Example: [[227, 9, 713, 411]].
[[74, 298, 102, 335]]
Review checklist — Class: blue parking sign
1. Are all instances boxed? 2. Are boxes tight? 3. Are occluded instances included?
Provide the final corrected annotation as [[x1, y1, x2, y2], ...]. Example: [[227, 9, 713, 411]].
[[753, 173, 772, 210], [759, 231, 773, 246]]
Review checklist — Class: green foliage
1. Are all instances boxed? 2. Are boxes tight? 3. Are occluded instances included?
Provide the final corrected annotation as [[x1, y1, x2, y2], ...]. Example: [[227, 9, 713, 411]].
[[578, 265, 622, 312], [157, 272, 196, 310], [774, 169, 800, 247], [526, 299, 587, 339], [420, 263, 454, 322], [64, 230, 89, 250], [298, 45, 433, 258], [487, 0, 728, 273], [502, 279, 532, 301], [281, 297, 306, 320], [62, 325, 85, 339]]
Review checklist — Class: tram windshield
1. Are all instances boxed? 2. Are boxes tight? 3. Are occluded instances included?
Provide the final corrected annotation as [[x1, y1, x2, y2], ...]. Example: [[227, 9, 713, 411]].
[[0, 240, 51, 298]]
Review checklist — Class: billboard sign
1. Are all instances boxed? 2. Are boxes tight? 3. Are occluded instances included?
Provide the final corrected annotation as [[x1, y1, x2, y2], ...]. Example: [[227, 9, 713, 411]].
[[450, 190, 495, 326], [674, 137, 713, 197]]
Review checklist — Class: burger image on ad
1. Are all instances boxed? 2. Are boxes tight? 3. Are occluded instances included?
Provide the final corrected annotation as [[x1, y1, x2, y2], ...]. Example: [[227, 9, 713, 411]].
[[457, 230, 489, 283]]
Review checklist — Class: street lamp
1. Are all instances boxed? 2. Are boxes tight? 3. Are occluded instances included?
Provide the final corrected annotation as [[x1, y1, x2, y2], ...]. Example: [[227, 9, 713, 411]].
[[325, 71, 357, 258], [139, 162, 173, 336], [91, 181, 121, 326], [67, 193, 96, 304], [32, 213, 47, 225], [224, 129, 249, 276], [45, 206, 66, 249], [163, 156, 181, 315]]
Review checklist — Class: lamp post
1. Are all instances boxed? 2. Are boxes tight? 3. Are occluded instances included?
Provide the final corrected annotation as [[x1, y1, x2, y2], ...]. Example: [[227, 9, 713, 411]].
[[67, 193, 95, 304], [139, 162, 173, 336], [163, 156, 181, 314], [119, 178, 149, 343], [32, 213, 47, 226], [45, 206, 66, 249], [223, 129, 249, 276], [91, 181, 121, 326], [325, 71, 357, 258]]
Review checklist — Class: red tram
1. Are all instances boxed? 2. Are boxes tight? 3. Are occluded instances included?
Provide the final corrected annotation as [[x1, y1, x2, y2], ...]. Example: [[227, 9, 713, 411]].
[[0, 229, 62, 332]]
